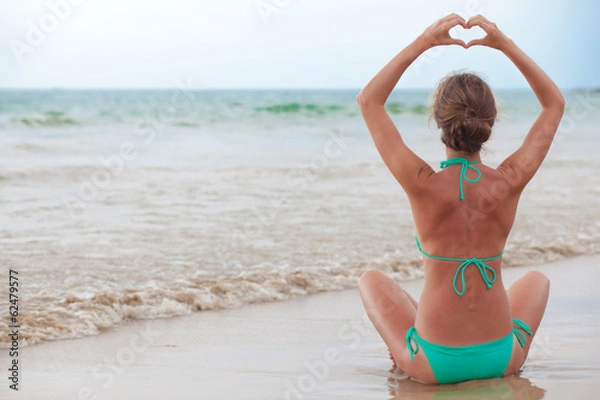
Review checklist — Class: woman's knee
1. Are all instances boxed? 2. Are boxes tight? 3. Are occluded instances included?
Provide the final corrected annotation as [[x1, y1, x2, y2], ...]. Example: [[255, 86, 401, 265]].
[[511, 270, 550, 292], [358, 269, 387, 289], [524, 270, 550, 290], [359, 269, 384, 280]]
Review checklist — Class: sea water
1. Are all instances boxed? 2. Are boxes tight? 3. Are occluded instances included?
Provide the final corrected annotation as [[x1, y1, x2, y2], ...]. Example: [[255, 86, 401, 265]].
[[0, 88, 598, 346]]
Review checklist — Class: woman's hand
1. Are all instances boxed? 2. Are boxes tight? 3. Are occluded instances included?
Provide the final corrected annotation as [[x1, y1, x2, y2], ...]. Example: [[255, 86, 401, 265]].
[[418, 14, 468, 48], [464, 15, 511, 50]]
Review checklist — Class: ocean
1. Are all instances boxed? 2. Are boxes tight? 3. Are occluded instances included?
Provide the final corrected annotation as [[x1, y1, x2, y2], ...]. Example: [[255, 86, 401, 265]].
[[0, 88, 598, 346]]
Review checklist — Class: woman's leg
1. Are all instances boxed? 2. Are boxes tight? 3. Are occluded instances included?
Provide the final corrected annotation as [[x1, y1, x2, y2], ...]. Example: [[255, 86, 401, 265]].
[[358, 270, 434, 381], [404, 290, 419, 310], [505, 270, 550, 373]]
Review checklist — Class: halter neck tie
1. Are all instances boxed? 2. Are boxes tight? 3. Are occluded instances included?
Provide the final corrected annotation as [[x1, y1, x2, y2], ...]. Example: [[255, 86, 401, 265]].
[[440, 157, 482, 201]]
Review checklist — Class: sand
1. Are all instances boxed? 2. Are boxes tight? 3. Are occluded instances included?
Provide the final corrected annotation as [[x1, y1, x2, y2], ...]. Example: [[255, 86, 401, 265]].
[[4, 255, 600, 399]]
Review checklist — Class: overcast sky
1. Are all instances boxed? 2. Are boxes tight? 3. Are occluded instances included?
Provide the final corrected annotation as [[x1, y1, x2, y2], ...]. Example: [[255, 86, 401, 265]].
[[0, 0, 598, 89]]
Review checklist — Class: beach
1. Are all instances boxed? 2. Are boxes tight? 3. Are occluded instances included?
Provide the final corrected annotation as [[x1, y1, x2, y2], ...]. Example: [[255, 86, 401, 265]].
[[0, 88, 599, 398], [1, 1, 599, 397], [7, 254, 599, 399], [1, 89, 599, 347]]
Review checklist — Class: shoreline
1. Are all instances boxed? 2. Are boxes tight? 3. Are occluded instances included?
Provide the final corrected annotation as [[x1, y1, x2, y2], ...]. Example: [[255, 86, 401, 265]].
[[6, 254, 600, 399]]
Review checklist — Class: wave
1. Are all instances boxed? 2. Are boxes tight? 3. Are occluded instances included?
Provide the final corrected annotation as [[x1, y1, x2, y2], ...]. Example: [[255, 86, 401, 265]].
[[254, 103, 348, 115], [7, 112, 207, 129], [253, 102, 430, 116], [2, 90, 597, 131], [386, 102, 428, 115], [7, 105, 353, 128], [15, 111, 79, 127], [173, 121, 200, 127], [0, 254, 424, 347], [3, 99, 470, 130], [1, 236, 598, 348]]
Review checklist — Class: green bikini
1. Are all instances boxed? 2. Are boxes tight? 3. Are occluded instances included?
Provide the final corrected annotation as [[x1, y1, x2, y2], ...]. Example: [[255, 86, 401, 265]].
[[406, 319, 532, 384], [407, 157, 532, 384], [415, 236, 500, 296]]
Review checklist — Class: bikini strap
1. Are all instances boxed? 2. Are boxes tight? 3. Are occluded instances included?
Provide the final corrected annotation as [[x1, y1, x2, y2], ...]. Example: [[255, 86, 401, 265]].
[[415, 236, 502, 296], [452, 258, 498, 296], [406, 327, 419, 361], [512, 318, 533, 347], [440, 157, 482, 201]]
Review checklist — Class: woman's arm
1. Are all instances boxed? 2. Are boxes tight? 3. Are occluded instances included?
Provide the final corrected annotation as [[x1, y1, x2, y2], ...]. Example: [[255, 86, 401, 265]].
[[466, 15, 566, 189], [356, 14, 467, 194]]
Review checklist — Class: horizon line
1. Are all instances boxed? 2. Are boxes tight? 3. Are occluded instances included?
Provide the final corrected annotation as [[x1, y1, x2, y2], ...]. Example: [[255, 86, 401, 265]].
[[0, 86, 596, 92]]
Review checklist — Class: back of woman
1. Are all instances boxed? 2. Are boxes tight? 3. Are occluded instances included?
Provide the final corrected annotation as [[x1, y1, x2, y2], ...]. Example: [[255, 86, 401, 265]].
[[414, 162, 517, 345], [356, 14, 564, 384], [411, 73, 523, 346]]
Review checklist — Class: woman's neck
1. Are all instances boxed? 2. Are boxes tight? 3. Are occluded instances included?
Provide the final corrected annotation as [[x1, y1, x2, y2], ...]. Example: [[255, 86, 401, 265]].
[[445, 149, 481, 162]]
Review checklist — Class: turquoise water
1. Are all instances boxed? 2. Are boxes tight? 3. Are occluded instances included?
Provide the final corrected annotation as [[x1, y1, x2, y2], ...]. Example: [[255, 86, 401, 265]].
[[0, 88, 561, 128], [0, 89, 598, 346]]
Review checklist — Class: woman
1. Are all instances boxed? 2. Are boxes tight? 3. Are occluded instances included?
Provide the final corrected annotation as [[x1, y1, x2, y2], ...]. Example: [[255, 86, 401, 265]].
[[356, 14, 565, 384]]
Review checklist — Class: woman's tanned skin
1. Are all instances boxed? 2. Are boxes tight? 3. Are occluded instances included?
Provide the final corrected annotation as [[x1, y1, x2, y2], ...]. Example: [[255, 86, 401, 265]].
[[356, 14, 564, 383]]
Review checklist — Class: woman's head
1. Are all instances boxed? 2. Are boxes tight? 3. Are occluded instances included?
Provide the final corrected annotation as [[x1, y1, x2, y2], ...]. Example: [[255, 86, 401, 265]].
[[432, 72, 497, 154]]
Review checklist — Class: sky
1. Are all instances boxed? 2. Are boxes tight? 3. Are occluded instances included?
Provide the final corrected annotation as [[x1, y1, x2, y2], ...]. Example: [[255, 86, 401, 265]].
[[0, 0, 598, 89]]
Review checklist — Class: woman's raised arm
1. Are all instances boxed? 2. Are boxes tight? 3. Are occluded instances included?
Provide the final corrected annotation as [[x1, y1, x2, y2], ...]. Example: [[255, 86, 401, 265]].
[[466, 15, 565, 189], [356, 14, 466, 194]]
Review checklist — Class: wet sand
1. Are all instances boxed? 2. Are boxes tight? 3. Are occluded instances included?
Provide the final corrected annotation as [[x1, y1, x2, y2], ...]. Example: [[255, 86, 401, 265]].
[[7, 255, 600, 399]]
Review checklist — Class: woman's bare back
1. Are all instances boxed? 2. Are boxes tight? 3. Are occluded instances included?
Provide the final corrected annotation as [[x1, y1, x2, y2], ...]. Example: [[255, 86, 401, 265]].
[[409, 159, 522, 345]]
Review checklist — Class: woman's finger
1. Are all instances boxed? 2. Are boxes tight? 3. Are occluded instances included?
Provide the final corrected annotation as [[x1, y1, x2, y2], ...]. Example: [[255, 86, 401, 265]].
[[467, 15, 495, 31], [466, 15, 487, 28], [447, 38, 468, 48], [447, 14, 468, 28], [444, 13, 462, 21], [437, 13, 465, 29], [464, 38, 487, 48], [467, 14, 490, 24]]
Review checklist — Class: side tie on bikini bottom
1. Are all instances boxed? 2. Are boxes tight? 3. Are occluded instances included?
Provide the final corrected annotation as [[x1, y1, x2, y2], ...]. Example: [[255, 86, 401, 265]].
[[405, 318, 533, 362]]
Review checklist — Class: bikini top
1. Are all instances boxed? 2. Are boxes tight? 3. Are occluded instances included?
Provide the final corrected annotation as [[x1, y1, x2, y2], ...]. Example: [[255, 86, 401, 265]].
[[440, 157, 482, 201], [415, 157, 503, 296]]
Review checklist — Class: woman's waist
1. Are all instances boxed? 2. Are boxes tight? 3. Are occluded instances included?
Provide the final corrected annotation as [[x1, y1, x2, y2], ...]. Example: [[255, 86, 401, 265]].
[[421, 256, 504, 297], [415, 232, 507, 262], [415, 289, 513, 346]]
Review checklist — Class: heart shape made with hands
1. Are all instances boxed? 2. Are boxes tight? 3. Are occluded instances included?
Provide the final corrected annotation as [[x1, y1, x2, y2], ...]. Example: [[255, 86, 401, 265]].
[[449, 25, 487, 46]]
